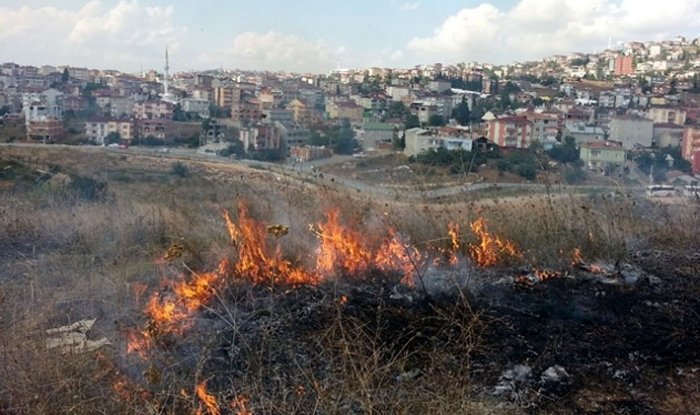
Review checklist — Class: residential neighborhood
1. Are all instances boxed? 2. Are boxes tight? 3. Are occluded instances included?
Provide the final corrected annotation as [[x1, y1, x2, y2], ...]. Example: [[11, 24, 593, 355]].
[[2, 36, 700, 183]]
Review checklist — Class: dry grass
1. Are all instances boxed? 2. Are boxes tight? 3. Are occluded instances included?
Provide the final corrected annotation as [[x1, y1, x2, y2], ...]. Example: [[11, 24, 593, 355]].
[[1, 147, 698, 414]]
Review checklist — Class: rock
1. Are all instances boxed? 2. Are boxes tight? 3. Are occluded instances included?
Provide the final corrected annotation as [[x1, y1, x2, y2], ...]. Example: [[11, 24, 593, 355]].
[[395, 368, 422, 383], [493, 364, 532, 398], [540, 365, 570, 384]]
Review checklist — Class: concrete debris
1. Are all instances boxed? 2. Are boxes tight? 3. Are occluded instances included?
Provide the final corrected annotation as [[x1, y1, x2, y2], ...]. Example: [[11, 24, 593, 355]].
[[46, 318, 110, 354], [395, 368, 422, 383], [540, 365, 571, 384], [493, 364, 532, 398]]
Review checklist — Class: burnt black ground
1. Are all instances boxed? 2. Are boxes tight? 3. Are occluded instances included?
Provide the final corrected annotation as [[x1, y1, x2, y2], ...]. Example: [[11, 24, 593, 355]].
[[125, 250, 700, 415]]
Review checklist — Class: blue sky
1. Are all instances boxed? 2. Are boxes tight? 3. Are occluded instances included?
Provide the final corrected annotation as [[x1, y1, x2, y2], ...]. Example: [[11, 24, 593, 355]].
[[0, 0, 698, 73]]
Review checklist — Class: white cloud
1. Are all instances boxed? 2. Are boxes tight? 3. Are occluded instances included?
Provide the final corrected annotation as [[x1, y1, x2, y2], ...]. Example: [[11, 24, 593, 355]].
[[0, 1, 183, 71], [204, 31, 341, 73], [407, 4, 502, 60], [407, 0, 700, 64], [401, 2, 422, 11]]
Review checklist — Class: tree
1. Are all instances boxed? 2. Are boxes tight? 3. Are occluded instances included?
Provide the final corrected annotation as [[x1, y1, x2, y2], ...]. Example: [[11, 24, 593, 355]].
[[61, 67, 70, 84], [104, 132, 121, 145], [427, 114, 445, 127], [173, 103, 188, 121], [532, 97, 545, 107], [405, 114, 420, 129], [393, 131, 405, 150], [308, 130, 328, 147], [547, 136, 579, 164], [452, 99, 470, 126], [669, 77, 678, 95], [333, 120, 356, 154], [387, 101, 407, 119]]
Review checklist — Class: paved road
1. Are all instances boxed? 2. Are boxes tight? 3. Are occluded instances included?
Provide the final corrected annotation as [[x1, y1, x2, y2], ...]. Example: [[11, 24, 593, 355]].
[[1, 143, 635, 201]]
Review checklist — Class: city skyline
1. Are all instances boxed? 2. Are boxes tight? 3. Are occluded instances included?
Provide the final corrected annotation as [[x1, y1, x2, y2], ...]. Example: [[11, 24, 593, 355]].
[[0, 0, 699, 73]]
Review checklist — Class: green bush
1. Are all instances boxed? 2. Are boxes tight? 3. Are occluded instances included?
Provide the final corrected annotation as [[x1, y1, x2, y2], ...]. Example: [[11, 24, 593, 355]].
[[170, 162, 189, 178], [563, 165, 586, 184], [516, 163, 537, 180]]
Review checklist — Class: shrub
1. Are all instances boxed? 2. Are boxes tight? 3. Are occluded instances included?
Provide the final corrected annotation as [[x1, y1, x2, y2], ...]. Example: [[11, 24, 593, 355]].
[[170, 162, 189, 177], [563, 165, 586, 184], [516, 163, 537, 180]]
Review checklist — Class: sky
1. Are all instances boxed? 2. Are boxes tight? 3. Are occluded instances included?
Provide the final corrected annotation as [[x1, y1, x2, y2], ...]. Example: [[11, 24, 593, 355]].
[[0, 0, 698, 74]]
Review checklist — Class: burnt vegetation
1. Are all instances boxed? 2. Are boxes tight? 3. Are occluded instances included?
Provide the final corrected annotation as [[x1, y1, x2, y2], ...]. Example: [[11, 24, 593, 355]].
[[1, 147, 699, 414]]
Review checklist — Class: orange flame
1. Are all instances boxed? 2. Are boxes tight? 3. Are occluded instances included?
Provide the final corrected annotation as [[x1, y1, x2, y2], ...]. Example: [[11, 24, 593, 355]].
[[468, 218, 520, 267], [225, 204, 316, 285], [447, 222, 460, 266], [375, 228, 422, 280], [515, 269, 562, 285], [314, 208, 373, 276], [313, 209, 422, 279], [231, 395, 253, 415], [196, 382, 220, 415], [571, 248, 583, 267]]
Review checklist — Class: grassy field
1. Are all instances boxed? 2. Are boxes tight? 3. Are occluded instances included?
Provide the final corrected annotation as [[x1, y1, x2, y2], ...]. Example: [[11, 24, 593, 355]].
[[1, 146, 699, 414]]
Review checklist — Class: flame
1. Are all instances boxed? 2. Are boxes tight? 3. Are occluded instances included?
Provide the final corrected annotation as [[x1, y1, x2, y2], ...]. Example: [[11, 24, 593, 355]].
[[515, 269, 562, 285], [375, 228, 422, 280], [196, 382, 220, 415], [313, 209, 422, 279], [447, 222, 460, 266], [314, 208, 373, 276], [468, 218, 520, 267], [225, 204, 316, 285], [126, 329, 151, 357], [571, 248, 583, 266], [231, 396, 252, 415]]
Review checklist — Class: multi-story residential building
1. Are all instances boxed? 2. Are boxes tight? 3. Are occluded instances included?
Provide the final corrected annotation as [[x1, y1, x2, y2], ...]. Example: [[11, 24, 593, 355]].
[[22, 88, 63, 126], [240, 123, 282, 152], [564, 121, 606, 144], [181, 98, 210, 118], [579, 141, 626, 168], [520, 111, 559, 144], [64, 66, 92, 82], [653, 123, 683, 148], [110, 96, 135, 118], [613, 55, 634, 76], [133, 100, 174, 120], [486, 116, 533, 148], [232, 98, 262, 125], [608, 114, 653, 149], [27, 118, 64, 142], [681, 125, 700, 173], [386, 86, 410, 101], [258, 89, 282, 110], [138, 118, 172, 140], [646, 106, 686, 126], [85, 117, 109, 143], [299, 89, 325, 110], [286, 99, 314, 125], [213, 85, 239, 108], [359, 122, 395, 150], [62, 96, 86, 113], [85, 117, 135, 144], [326, 100, 364, 122], [403, 127, 473, 157], [275, 121, 309, 148], [263, 108, 294, 124]]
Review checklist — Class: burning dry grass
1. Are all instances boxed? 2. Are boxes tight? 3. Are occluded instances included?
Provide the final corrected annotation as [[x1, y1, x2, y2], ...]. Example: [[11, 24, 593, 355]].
[[1, 148, 699, 414]]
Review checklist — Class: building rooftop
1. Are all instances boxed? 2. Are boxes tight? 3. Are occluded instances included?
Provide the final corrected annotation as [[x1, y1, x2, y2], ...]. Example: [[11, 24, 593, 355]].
[[581, 140, 624, 149]]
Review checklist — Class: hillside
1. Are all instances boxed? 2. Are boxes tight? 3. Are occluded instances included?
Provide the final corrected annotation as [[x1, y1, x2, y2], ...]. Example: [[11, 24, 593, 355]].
[[1, 146, 699, 415]]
